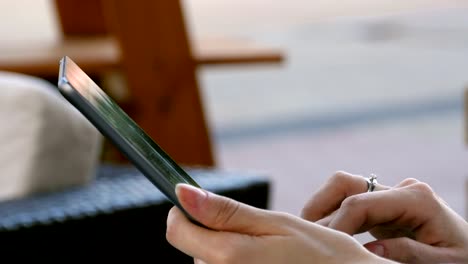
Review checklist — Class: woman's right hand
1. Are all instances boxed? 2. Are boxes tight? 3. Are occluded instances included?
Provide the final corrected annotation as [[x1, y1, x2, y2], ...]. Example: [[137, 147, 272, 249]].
[[301, 172, 468, 263]]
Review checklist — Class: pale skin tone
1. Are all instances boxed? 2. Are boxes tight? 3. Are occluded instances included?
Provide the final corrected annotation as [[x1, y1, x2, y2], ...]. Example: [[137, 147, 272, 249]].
[[166, 181, 393, 264], [301, 171, 468, 263], [166, 171, 468, 264]]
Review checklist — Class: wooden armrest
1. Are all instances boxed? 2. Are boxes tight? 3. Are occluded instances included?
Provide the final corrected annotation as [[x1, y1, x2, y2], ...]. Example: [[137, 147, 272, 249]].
[[193, 36, 284, 65], [0, 36, 284, 77], [0, 37, 119, 76]]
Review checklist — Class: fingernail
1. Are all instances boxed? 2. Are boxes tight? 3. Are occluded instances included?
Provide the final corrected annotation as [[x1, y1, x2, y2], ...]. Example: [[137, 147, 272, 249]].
[[369, 244, 385, 257], [175, 183, 207, 210]]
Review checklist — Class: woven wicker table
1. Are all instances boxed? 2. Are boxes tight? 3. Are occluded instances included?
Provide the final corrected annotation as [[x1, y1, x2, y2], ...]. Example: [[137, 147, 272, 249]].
[[0, 164, 271, 262]]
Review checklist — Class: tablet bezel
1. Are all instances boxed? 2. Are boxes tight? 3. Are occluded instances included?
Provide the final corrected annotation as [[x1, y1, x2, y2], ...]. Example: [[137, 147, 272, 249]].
[[57, 56, 200, 221]]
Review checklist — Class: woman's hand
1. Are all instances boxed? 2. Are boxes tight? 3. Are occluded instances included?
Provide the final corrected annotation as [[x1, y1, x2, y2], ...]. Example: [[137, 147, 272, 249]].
[[301, 171, 468, 264], [166, 183, 394, 264]]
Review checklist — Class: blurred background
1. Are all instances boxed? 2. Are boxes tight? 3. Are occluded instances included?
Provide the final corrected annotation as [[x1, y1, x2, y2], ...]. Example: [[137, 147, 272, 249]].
[[0, 0, 467, 233], [186, 0, 468, 221]]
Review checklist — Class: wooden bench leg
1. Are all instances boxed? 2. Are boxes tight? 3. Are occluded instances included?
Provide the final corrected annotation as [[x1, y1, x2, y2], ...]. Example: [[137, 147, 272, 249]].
[[101, 0, 215, 166]]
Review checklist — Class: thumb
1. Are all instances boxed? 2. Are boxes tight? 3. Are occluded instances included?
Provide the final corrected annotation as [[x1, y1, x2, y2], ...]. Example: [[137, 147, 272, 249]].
[[364, 237, 456, 263], [175, 183, 281, 233]]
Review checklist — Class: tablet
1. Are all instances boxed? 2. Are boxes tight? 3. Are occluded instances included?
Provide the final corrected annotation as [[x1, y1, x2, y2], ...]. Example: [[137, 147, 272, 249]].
[[57, 56, 201, 222]]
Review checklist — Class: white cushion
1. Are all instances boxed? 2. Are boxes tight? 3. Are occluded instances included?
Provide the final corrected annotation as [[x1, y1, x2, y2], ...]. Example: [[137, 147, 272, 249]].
[[0, 71, 102, 201]]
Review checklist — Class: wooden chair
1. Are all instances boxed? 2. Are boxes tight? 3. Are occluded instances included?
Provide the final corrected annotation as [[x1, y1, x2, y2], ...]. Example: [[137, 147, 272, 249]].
[[0, 0, 284, 167]]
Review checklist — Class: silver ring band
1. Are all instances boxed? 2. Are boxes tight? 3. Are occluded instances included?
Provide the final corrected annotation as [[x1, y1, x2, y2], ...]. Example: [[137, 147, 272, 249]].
[[366, 174, 378, 192]]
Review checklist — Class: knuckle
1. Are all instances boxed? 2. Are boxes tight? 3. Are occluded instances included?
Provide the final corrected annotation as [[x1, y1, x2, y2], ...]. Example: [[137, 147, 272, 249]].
[[382, 237, 420, 263], [412, 182, 441, 207], [213, 197, 241, 228], [165, 208, 179, 243], [273, 211, 296, 223], [332, 171, 351, 181], [165, 220, 177, 244], [330, 171, 354, 186], [212, 239, 242, 264], [412, 182, 434, 195], [341, 195, 365, 210], [399, 238, 418, 263], [399, 178, 419, 186]]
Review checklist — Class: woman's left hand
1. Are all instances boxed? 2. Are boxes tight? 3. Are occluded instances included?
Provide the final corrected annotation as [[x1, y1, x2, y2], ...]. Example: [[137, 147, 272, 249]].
[[166, 183, 394, 264]]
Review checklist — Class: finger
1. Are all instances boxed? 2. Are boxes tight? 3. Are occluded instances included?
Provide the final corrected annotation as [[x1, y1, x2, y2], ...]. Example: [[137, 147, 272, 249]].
[[315, 210, 337, 227], [398, 179, 453, 211], [301, 171, 390, 222], [394, 178, 419, 188], [167, 206, 263, 262], [166, 206, 228, 261], [328, 186, 432, 236], [369, 224, 416, 241], [175, 183, 291, 234], [168, 185, 307, 263], [365, 238, 459, 264], [312, 175, 412, 230]]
